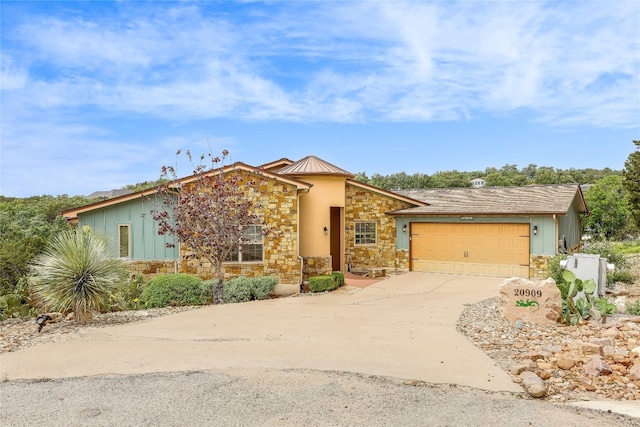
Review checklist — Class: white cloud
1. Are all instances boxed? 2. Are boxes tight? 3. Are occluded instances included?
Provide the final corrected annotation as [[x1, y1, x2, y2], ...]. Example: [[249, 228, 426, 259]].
[[1, 1, 638, 196]]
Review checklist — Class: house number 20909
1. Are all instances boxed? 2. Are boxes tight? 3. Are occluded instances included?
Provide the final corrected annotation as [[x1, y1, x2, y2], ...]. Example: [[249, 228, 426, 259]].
[[514, 289, 542, 298]]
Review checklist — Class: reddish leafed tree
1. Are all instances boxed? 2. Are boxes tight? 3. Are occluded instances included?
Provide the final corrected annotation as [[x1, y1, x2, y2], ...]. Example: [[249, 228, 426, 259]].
[[151, 149, 263, 304]]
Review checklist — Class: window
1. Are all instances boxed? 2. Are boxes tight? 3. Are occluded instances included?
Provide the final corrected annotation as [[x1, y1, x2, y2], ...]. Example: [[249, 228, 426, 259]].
[[118, 224, 131, 258], [355, 222, 376, 245], [225, 225, 264, 263]]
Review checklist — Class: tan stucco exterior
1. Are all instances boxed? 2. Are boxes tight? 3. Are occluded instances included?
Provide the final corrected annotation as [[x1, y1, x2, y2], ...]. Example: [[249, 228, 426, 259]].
[[297, 175, 347, 258]]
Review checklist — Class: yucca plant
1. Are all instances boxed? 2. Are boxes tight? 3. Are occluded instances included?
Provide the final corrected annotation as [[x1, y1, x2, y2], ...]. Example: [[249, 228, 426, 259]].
[[30, 228, 129, 321]]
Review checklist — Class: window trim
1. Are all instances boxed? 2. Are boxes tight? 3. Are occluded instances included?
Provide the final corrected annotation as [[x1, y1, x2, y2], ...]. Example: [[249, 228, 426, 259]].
[[354, 221, 377, 246], [117, 224, 131, 258]]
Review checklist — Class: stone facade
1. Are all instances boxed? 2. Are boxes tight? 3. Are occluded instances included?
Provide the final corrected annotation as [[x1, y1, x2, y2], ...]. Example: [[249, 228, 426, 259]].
[[530, 255, 553, 279], [302, 256, 333, 282], [345, 184, 414, 272], [177, 170, 302, 284], [129, 260, 179, 279]]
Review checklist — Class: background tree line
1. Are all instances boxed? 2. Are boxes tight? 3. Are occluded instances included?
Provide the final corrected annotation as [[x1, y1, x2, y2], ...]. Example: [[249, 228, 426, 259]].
[[354, 164, 621, 190]]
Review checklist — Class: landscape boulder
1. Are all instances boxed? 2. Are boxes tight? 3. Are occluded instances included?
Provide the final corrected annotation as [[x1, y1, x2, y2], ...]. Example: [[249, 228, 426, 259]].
[[499, 277, 561, 325]]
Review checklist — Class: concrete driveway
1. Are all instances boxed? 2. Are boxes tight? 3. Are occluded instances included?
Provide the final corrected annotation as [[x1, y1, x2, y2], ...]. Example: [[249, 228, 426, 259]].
[[0, 272, 522, 393]]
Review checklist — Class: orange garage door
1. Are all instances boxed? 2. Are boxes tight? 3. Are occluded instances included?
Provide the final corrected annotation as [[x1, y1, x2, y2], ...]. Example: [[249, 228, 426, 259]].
[[410, 223, 530, 278]]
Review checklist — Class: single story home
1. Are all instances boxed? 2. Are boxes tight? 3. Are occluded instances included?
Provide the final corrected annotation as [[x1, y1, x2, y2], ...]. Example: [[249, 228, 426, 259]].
[[62, 156, 588, 283]]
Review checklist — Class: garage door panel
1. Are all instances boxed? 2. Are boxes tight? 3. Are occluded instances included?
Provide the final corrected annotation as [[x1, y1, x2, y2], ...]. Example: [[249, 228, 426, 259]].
[[410, 223, 530, 278]]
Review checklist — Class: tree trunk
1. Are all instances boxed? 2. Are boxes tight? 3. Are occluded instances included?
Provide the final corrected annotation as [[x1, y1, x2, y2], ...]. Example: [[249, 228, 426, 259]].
[[212, 262, 225, 305]]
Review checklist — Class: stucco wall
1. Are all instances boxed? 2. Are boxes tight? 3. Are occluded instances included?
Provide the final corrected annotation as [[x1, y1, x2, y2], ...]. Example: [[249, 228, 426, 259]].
[[345, 184, 415, 271], [298, 176, 347, 257]]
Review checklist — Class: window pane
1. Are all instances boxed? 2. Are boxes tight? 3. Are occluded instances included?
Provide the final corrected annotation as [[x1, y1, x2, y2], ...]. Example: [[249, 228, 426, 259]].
[[355, 222, 376, 245], [241, 244, 263, 262], [224, 225, 263, 263], [119, 225, 130, 257]]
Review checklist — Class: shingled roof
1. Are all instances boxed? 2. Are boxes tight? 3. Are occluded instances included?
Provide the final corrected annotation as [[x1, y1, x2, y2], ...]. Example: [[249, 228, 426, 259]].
[[389, 184, 587, 216], [278, 155, 354, 178]]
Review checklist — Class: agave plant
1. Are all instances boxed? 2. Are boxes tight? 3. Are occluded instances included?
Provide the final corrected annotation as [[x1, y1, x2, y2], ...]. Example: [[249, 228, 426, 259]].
[[30, 228, 128, 321]]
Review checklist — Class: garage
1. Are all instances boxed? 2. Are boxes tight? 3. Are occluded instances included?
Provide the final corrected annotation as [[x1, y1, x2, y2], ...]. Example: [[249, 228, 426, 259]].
[[410, 222, 530, 278]]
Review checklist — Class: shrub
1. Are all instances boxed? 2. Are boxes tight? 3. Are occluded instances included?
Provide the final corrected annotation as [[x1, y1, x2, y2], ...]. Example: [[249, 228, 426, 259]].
[[30, 228, 129, 321], [547, 254, 568, 283], [222, 277, 252, 303], [106, 275, 146, 312], [626, 300, 640, 316], [142, 274, 207, 308], [0, 278, 37, 321], [308, 275, 338, 292], [332, 271, 345, 288], [221, 276, 278, 303], [250, 276, 277, 300], [547, 242, 636, 286]]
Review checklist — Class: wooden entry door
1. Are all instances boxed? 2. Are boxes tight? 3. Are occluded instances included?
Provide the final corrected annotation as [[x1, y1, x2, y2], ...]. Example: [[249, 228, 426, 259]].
[[330, 207, 342, 271], [410, 223, 530, 277]]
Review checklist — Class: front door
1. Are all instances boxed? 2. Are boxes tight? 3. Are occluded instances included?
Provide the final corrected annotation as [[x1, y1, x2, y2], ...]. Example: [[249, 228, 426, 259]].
[[330, 207, 342, 271]]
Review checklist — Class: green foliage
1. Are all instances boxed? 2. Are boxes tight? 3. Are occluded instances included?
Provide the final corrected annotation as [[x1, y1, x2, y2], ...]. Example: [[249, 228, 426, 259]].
[[30, 229, 129, 321], [250, 276, 278, 300], [594, 297, 617, 322], [0, 195, 91, 296], [141, 274, 207, 308], [220, 277, 252, 303], [308, 275, 340, 292], [583, 175, 633, 240], [106, 275, 146, 312], [0, 280, 37, 321], [219, 276, 277, 304], [581, 241, 635, 284], [623, 141, 640, 230], [556, 270, 597, 325], [626, 300, 640, 316], [613, 241, 640, 255], [332, 271, 345, 287], [121, 178, 167, 193], [547, 254, 568, 284]]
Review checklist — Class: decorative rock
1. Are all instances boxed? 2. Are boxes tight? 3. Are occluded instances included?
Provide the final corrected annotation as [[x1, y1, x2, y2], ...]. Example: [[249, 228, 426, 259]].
[[589, 307, 602, 322], [632, 346, 640, 356], [614, 296, 627, 312], [519, 351, 547, 362], [589, 337, 615, 348], [584, 357, 613, 377], [520, 371, 548, 398], [510, 364, 533, 376], [539, 370, 552, 380], [581, 342, 604, 356], [557, 358, 576, 370], [630, 365, 640, 381], [499, 277, 561, 325], [545, 344, 563, 354], [537, 361, 554, 370]]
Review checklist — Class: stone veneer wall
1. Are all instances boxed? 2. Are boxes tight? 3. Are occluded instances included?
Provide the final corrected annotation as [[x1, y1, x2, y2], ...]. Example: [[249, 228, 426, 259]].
[[175, 170, 301, 284], [301, 256, 333, 282], [129, 260, 179, 279], [344, 184, 415, 271], [530, 255, 553, 279]]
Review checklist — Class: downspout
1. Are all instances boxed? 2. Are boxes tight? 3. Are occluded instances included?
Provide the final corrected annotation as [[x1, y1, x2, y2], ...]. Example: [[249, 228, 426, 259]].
[[297, 188, 311, 288], [553, 214, 559, 254]]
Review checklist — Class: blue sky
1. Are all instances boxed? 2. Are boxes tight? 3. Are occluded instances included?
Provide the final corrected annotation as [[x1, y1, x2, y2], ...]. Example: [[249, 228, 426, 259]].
[[1, 1, 638, 197]]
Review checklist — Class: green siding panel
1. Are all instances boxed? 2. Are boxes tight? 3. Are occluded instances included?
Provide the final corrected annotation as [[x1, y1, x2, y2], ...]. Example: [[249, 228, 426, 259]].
[[78, 196, 178, 260]]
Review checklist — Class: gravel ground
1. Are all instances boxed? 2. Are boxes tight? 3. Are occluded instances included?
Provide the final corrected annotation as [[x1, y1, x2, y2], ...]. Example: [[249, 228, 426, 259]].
[[1, 369, 637, 427]]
